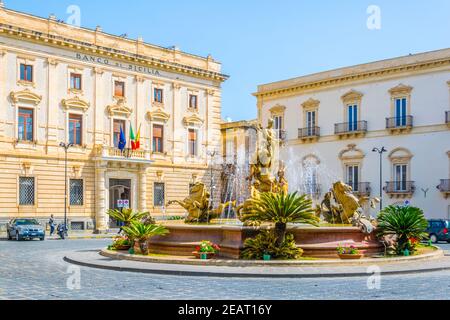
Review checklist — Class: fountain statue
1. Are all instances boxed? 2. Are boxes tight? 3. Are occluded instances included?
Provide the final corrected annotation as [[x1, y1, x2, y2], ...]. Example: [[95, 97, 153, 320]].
[[166, 182, 235, 223], [315, 181, 378, 234]]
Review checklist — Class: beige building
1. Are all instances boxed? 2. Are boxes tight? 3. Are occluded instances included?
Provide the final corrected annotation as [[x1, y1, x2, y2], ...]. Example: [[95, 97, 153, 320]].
[[256, 48, 450, 218], [0, 7, 228, 232]]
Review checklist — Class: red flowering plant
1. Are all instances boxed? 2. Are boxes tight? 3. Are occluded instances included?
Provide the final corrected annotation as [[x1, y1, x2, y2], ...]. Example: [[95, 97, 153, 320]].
[[108, 235, 132, 250], [407, 237, 420, 252], [194, 240, 220, 254]]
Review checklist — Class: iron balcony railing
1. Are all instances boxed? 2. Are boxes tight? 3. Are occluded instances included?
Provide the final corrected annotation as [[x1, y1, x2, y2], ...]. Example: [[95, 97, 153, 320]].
[[438, 179, 450, 192], [384, 181, 415, 194], [446, 111, 450, 124], [348, 182, 371, 196], [298, 126, 320, 139], [335, 121, 367, 135], [386, 116, 413, 129]]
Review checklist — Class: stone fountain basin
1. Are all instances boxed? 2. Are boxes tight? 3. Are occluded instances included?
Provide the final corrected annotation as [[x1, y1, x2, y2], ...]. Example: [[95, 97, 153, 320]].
[[148, 223, 383, 259]]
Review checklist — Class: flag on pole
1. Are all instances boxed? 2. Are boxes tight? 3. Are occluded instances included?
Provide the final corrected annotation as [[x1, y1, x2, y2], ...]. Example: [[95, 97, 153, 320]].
[[118, 125, 126, 151], [134, 124, 141, 150], [130, 124, 136, 150]]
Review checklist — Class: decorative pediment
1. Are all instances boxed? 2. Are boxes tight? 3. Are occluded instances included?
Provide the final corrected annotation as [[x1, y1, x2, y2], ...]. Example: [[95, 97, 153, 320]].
[[301, 98, 320, 109], [341, 90, 363, 103], [147, 108, 171, 122], [388, 147, 413, 162], [61, 96, 90, 112], [339, 144, 365, 161], [269, 104, 286, 114], [107, 99, 133, 117], [10, 89, 42, 105], [183, 114, 204, 127], [302, 154, 321, 166], [389, 84, 413, 96]]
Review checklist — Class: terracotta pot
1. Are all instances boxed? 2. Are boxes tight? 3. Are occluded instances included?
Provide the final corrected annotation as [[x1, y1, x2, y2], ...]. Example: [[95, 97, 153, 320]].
[[338, 253, 363, 260], [193, 251, 215, 259], [114, 244, 131, 251]]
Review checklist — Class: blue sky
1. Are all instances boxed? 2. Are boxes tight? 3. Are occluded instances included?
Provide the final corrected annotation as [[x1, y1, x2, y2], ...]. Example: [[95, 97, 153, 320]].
[[6, 0, 450, 120]]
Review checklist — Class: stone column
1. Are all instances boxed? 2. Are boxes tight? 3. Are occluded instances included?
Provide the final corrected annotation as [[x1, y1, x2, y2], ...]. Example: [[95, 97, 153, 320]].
[[138, 165, 148, 212], [171, 82, 181, 163], [94, 68, 105, 146], [95, 161, 108, 233], [0, 49, 6, 137]]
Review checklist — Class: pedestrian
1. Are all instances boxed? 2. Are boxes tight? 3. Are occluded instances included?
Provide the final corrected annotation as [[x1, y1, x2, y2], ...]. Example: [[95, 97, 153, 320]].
[[49, 214, 55, 236]]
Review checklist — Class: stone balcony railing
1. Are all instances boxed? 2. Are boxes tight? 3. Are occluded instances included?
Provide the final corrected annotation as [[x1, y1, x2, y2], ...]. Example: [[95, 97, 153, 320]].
[[96, 145, 151, 161]]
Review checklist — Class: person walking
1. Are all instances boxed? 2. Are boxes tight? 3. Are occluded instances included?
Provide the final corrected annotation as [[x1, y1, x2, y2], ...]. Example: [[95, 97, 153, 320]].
[[49, 214, 55, 236]]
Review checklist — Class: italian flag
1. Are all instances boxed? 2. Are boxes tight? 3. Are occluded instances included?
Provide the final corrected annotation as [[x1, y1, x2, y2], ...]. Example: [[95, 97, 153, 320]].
[[130, 124, 141, 150]]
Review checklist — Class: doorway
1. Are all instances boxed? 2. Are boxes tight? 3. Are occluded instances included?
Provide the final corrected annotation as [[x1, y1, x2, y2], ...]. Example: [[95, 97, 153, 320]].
[[109, 179, 131, 228]]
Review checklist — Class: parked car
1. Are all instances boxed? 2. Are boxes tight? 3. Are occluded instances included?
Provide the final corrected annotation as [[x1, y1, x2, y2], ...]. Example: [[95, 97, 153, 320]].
[[426, 219, 450, 243], [6, 218, 45, 241]]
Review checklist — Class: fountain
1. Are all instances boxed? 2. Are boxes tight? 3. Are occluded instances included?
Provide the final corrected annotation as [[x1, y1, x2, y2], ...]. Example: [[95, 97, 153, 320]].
[[150, 121, 384, 259]]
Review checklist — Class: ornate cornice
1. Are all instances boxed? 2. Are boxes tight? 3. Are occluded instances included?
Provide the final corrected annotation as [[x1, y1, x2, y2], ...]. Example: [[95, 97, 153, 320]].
[[183, 114, 204, 127], [341, 90, 363, 103], [61, 96, 90, 112], [269, 104, 286, 114], [338, 144, 365, 161], [147, 108, 171, 122], [388, 147, 413, 161], [301, 98, 320, 109], [254, 55, 450, 99], [107, 99, 133, 117], [389, 83, 413, 96], [9, 89, 42, 105]]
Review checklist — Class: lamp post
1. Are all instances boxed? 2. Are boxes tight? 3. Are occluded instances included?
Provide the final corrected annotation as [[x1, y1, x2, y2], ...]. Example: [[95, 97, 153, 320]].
[[207, 150, 217, 207], [372, 147, 387, 210], [60, 142, 73, 234]]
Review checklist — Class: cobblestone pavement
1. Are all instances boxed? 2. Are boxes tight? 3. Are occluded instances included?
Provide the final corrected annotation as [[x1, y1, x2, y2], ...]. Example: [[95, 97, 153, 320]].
[[1, 239, 450, 300]]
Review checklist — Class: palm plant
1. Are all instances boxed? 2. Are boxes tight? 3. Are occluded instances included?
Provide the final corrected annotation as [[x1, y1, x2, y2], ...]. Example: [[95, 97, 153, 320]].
[[377, 205, 428, 255], [242, 192, 319, 246], [121, 221, 169, 255], [106, 208, 148, 227]]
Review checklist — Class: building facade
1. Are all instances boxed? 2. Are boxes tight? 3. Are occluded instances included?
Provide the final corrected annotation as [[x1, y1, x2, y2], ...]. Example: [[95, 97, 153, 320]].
[[255, 48, 450, 218], [0, 7, 227, 231]]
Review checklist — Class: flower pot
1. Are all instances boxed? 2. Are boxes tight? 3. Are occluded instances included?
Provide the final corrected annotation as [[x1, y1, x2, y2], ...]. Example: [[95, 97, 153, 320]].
[[263, 254, 271, 261], [338, 253, 363, 260], [193, 251, 215, 260], [114, 244, 131, 251]]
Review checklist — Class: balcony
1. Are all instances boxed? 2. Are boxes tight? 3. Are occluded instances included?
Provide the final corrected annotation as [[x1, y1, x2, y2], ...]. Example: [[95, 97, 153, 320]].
[[348, 182, 371, 197], [446, 111, 450, 127], [95, 146, 152, 166], [335, 121, 367, 138], [298, 126, 320, 142], [386, 116, 413, 133], [438, 179, 450, 199], [384, 181, 415, 198]]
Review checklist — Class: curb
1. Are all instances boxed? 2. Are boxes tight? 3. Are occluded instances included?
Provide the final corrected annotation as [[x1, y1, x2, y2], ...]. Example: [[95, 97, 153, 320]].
[[98, 247, 444, 267], [63, 249, 448, 279], [47, 235, 116, 240]]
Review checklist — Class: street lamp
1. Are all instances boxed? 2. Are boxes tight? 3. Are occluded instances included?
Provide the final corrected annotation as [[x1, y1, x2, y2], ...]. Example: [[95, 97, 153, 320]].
[[207, 150, 217, 222], [60, 142, 73, 234], [372, 146, 387, 210]]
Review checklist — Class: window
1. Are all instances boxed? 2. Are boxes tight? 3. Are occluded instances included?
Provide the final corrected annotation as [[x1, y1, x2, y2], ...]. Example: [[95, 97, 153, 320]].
[[306, 110, 316, 135], [154, 88, 163, 103], [189, 94, 198, 109], [70, 73, 82, 91], [20, 64, 33, 82], [394, 164, 408, 191], [113, 119, 126, 147], [273, 115, 282, 130], [18, 108, 34, 141], [347, 104, 358, 131], [188, 128, 197, 156], [69, 114, 82, 145], [114, 81, 125, 97], [154, 182, 165, 207], [346, 165, 359, 191], [152, 124, 164, 153], [19, 177, 35, 205], [69, 179, 83, 206], [395, 98, 407, 126]]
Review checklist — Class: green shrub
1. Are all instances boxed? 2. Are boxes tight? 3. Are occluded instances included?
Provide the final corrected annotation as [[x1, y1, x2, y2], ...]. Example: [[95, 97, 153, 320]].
[[377, 205, 428, 255], [241, 230, 303, 260]]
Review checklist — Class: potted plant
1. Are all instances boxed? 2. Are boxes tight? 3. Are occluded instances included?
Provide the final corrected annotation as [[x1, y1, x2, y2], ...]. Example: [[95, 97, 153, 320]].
[[111, 235, 132, 250], [337, 244, 363, 259], [263, 252, 271, 261], [193, 240, 220, 259], [121, 221, 169, 255]]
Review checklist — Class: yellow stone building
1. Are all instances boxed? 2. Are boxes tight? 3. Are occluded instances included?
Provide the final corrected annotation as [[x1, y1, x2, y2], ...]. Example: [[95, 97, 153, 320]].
[[0, 6, 228, 232]]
